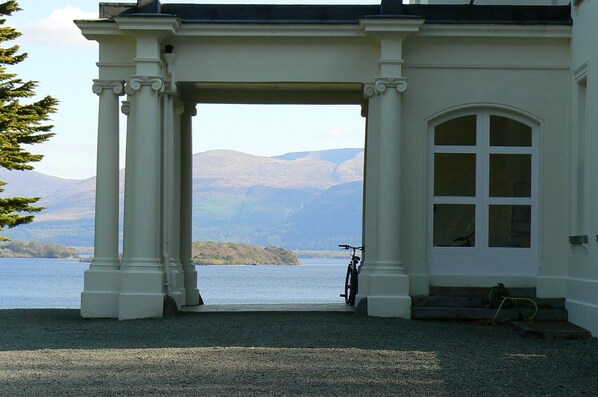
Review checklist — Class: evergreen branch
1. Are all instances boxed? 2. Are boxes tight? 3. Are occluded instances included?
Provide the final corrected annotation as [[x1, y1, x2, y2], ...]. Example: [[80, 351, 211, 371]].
[[0, 1, 57, 236]]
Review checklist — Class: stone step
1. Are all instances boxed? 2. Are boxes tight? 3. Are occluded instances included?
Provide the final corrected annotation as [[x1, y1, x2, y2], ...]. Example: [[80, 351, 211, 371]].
[[411, 307, 568, 322], [512, 321, 592, 339], [429, 286, 537, 298], [412, 296, 485, 308], [412, 295, 566, 309]]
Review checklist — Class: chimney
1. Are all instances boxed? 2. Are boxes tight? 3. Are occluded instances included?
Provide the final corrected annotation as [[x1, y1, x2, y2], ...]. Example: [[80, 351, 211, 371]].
[[137, 0, 161, 14], [381, 0, 404, 15]]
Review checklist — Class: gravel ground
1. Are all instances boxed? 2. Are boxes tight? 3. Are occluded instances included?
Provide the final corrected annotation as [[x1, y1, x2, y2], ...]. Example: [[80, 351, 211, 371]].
[[0, 309, 596, 396]]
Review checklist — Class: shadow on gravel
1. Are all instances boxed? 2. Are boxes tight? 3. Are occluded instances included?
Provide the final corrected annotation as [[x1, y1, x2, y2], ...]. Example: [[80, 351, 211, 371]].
[[1, 309, 597, 396], [0, 309, 594, 351]]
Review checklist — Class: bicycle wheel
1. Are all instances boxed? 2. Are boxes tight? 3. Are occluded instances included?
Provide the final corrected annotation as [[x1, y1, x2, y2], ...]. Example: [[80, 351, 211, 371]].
[[348, 263, 358, 306], [344, 264, 353, 305]]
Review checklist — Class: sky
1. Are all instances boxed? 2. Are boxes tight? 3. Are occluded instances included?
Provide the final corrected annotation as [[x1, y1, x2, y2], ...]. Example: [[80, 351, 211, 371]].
[[6, 0, 386, 180]]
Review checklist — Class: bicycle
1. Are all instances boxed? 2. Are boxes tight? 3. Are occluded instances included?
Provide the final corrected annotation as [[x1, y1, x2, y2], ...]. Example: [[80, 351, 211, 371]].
[[339, 244, 364, 306]]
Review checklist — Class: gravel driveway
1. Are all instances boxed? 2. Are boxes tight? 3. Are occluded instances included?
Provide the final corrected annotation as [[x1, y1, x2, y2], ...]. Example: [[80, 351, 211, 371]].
[[0, 309, 596, 396]]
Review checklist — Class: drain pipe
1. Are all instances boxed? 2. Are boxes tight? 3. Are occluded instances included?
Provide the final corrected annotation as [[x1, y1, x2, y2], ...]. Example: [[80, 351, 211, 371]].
[[162, 243, 173, 298], [161, 45, 177, 313], [162, 243, 178, 315]]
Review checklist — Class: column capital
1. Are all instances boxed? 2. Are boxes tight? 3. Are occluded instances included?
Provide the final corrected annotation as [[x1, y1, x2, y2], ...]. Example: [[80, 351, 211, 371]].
[[364, 78, 407, 98], [125, 76, 165, 96], [174, 100, 185, 115], [92, 80, 125, 96], [184, 103, 197, 117], [121, 100, 131, 116], [164, 80, 177, 96]]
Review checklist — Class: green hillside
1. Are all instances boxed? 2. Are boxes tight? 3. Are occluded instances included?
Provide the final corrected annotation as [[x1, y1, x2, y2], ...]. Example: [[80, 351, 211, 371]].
[[192, 241, 299, 265], [1, 149, 364, 250]]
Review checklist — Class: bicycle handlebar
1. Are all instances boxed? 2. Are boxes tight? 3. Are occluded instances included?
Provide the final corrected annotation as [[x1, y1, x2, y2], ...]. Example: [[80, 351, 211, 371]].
[[338, 244, 364, 251]]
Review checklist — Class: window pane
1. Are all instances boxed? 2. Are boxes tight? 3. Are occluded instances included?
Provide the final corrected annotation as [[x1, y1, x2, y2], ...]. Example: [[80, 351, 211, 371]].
[[433, 204, 475, 247], [489, 205, 531, 248], [434, 153, 476, 196], [434, 115, 476, 146], [489, 154, 531, 197], [490, 115, 532, 147]]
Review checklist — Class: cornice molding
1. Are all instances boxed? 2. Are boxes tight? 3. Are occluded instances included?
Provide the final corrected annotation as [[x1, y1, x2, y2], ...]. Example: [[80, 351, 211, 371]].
[[75, 20, 125, 41], [114, 16, 181, 38], [403, 63, 569, 71], [360, 18, 425, 40], [419, 24, 571, 39], [177, 23, 363, 38]]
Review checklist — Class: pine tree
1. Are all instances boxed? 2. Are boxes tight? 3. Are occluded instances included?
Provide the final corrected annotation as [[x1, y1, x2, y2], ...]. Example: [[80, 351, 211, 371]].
[[0, 1, 57, 240]]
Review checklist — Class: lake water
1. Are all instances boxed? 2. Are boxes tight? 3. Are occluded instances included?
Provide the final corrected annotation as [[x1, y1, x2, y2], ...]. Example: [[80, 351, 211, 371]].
[[0, 258, 348, 309]]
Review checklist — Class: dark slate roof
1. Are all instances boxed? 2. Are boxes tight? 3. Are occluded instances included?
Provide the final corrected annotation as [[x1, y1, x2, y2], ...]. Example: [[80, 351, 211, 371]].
[[102, 2, 572, 26]]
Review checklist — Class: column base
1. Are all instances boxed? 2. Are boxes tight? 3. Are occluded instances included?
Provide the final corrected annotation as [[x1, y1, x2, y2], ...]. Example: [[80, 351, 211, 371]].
[[184, 289, 203, 306], [357, 266, 411, 318], [182, 261, 202, 306], [81, 267, 121, 318], [166, 260, 186, 308], [409, 273, 430, 296], [118, 268, 165, 320], [366, 295, 411, 318], [119, 292, 165, 320]]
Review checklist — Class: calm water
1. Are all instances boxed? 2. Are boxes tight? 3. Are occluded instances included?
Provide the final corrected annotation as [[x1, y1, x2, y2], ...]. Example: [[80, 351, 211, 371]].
[[0, 258, 348, 309]]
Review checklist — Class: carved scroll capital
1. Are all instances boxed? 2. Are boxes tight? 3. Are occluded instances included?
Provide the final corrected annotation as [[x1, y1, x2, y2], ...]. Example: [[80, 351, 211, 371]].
[[125, 76, 165, 96], [185, 103, 197, 117], [364, 78, 407, 98], [164, 79, 177, 96], [174, 101, 186, 115], [121, 100, 131, 116], [92, 80, 125, 96]]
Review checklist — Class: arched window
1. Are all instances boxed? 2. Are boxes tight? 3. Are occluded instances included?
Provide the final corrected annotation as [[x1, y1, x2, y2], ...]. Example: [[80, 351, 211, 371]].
[[428, 110, 538, 276]]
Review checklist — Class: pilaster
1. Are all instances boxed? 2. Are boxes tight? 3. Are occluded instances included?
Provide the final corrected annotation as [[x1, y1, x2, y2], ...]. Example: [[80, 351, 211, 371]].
[[81, 80, 124, 319]]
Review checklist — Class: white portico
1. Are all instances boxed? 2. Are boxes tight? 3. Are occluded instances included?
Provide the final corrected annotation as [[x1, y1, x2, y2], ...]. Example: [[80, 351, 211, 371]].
[[78, 0, 424, 320], [76, 0, 598, 336]]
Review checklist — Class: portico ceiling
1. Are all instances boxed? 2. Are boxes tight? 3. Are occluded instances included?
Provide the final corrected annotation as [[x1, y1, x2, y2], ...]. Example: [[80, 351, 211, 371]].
[[177, 82, 365, 105]]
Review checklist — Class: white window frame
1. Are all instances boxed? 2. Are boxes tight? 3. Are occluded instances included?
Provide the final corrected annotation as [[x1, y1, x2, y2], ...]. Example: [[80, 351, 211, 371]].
[[427, 109, 539, 277]]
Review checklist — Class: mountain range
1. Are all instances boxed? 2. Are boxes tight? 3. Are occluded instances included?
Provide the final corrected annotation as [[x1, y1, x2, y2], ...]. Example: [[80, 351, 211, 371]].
[[0, 148, 364, 250]]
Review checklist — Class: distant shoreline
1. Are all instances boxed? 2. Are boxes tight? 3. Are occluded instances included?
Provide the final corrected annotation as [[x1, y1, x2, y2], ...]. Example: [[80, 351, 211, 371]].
[[1, 240, 352, 263], [0, 241, 78, 259]]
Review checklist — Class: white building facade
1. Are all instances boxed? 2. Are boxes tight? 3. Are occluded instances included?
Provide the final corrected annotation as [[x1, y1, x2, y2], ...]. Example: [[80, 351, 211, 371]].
[[77, 0, 598, 336]]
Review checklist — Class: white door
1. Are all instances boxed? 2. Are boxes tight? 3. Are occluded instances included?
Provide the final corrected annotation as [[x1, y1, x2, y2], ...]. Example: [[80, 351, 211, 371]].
[[428, 111, 538, 278]]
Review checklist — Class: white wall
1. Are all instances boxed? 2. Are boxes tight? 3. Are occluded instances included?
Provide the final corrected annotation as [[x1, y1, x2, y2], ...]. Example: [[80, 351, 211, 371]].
[[399, 28, 571, 296], [568, 0, 598, 337], [411, 1, 569, 5]]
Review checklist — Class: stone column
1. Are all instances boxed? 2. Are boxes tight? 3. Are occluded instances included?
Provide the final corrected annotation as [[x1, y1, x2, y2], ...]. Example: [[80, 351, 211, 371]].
[[81, 80, 124, 319], [119, 76, 165, 320], [180, 103, 202, 305], [161, 89, 185, 308], [358, 18, 423, 318], [358, 78, 411, 318]]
